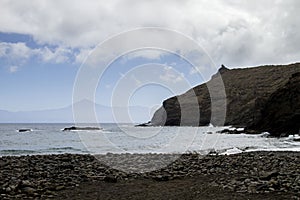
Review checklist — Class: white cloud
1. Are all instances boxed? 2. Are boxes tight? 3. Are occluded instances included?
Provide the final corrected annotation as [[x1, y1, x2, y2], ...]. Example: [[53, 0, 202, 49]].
[[0, 42, 74, 67], [125, 49, 166, 60], [160, 66, 185, 83], [9, 65, 18, 73], [131, 74, 142, 87], [40, 46, 72, 63], [0, 42, 34, 60], [74, 48, 93, 64], [189, 67, 199, 75], [0, 0, 299, 68]]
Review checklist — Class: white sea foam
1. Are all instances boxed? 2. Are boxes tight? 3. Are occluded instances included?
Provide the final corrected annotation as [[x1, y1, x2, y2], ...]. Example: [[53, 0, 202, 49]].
[[1, 124, 299, 156]]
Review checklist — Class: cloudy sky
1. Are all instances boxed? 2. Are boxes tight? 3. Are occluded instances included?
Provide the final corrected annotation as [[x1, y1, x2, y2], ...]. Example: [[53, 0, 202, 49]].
[[0, 0, 299, 115]]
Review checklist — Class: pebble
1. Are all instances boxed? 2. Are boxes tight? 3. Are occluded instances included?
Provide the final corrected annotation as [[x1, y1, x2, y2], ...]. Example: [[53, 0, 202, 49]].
[[104, 175, 117, 183], [21, 187, 36, 194], [0, 152, 299, 198], [154, 175, 169, 182]]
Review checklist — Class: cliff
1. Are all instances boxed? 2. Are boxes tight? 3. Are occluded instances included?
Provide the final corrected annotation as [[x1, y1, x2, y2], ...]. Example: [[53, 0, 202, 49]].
[[151, 63, 300, 136], [249, 72, 300, 136]]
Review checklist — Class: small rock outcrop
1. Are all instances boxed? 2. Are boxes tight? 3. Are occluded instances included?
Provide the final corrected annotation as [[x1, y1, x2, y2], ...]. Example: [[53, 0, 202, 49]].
[[135, 121, 152, 127], [62, 126, 101, 131], [18, 129, 32, 133]]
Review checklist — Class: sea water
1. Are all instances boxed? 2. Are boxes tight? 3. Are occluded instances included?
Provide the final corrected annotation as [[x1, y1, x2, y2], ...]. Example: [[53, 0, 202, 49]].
[[0, 123, 299, 156]]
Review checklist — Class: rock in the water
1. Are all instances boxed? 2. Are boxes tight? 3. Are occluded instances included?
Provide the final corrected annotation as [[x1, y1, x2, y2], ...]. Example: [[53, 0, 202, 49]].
[[218, 128, 244, 134], [62, 126, 101, 131], [18, 129, 32, 133], [294, 137, 300, 142], [135, 121, 152, 127]]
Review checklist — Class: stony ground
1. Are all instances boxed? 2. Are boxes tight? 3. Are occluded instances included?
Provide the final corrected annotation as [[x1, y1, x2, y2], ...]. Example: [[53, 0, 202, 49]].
[[0, 151, 299, 199]]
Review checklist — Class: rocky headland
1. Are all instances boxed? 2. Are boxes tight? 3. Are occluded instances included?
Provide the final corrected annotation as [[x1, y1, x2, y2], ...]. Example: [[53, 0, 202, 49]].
[[151, 63, 300, 137], [249, 72, 300, 136]]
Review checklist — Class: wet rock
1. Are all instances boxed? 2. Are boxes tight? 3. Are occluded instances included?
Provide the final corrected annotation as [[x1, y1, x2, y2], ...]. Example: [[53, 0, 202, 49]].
[[45, 190, 57, 196], [18, 129, 32, 133], [62, 126, 101, 131], [21, 180, 33, 187], [0, 161, 7, 167], [104, 175, 117, 183], [55, 185, 65, 191], [260, 171, 279, 181], [294, 137, 300, 142], [5, 187, 11, 193], [135, 121, 152, 127], [21, 187, 36, 195], [219, 129, 244, 134], [0, 152, 299, 198], [153, 175, 170, 182]]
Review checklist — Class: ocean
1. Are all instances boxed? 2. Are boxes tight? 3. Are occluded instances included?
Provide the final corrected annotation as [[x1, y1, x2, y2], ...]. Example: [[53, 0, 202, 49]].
[[0, 123, 299, 156]]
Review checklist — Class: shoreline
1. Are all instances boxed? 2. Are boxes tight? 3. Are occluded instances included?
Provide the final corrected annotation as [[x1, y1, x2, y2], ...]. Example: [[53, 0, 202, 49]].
[[1, 147, 300, 158], [1, 151, 299, 199]]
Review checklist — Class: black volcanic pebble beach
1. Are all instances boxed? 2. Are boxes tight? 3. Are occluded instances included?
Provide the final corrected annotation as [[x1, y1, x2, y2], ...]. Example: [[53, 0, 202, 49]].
[[0, 152, 299, 199]]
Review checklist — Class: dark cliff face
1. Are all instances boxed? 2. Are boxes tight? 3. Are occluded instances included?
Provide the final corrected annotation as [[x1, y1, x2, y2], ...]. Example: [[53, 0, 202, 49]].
[[151, 63, 300, 135], [249, 72, 300, 136]]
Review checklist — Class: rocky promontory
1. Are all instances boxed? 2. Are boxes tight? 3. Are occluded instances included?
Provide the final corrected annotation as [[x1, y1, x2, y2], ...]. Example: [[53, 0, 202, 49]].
[[151, 63, 300, 136]]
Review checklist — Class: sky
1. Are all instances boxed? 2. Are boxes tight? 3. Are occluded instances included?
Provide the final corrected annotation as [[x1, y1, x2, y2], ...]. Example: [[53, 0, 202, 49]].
[[0, 0, 300, 113]]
